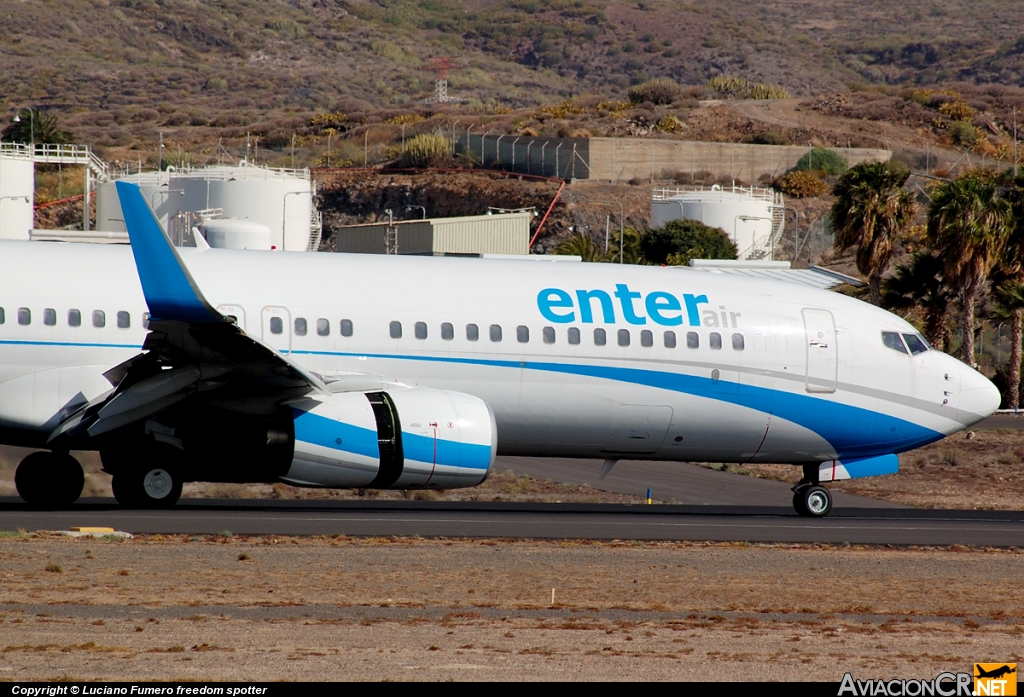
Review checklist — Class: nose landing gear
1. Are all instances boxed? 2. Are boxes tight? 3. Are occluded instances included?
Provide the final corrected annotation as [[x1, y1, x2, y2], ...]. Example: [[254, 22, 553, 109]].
[[791, 464, 833, 517]]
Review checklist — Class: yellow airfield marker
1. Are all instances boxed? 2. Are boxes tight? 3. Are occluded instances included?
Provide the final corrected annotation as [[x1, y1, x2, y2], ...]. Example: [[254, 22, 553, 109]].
[[69, 527, 115, 533]]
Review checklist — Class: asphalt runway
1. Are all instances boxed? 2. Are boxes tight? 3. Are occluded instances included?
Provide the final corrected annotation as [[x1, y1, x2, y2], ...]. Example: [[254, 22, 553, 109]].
[[2, 497, 1023, 546]]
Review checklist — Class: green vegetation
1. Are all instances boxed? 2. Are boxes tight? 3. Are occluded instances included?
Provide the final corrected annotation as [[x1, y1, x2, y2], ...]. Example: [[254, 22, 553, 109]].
[[396, 133, 453, 168], [795, 147, 847, 176], [639, 219, 738, 266], [776, 171, 829, 198], [628, 78, 682, 106]]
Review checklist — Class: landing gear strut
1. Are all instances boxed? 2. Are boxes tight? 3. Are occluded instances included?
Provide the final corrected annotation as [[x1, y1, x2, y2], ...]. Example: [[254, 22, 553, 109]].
[[791, 464, 833, 517], [15, 452, 85, 508]]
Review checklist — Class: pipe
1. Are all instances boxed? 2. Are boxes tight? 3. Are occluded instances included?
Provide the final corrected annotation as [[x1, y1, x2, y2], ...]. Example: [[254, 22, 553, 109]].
[[529, 179, 565, 248]]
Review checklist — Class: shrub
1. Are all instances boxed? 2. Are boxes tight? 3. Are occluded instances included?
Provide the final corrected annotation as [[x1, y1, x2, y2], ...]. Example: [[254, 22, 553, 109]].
[[640, 219, 737, 265], [751, 131, 788, 145], [706, 75, 749, 97], [776, 170, 828, 198], [794, 147, 847, 175], [397, 133, 453, 168], [628, 78, 682, 105], [653, 115, 684, 133], [938, 100, 976, 121], [948, 120, 982, 147]]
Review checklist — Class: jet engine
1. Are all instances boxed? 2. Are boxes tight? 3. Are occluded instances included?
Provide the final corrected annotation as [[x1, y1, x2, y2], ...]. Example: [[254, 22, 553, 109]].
[[283, 387, 497, 490]]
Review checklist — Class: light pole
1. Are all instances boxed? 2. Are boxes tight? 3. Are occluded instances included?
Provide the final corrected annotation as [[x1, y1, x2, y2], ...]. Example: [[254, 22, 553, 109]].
[[591, 199, 624, 262], [12, 108, 35, 147], [282, 190, 305, 252], [158, 132, 165, 171], [451, 120, 460, 155], [481, 129, 494, 165]]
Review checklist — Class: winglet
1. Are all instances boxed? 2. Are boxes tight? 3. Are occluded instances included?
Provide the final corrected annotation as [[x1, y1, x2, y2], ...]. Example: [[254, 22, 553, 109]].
[[116, 181, 222, 324]]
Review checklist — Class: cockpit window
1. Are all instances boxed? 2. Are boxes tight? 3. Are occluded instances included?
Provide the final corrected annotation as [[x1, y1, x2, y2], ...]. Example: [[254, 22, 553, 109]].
[[882, 331, 908, 354], [902, 333, 929, 355]]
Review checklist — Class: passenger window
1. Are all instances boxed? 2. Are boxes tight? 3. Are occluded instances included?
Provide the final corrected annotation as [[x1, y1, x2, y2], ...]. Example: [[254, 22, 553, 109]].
[[882, 331, 908, 354], [93, 310, 105, 328], [710, 332, 722, 350], [594, 328, 606, 346], [44, 308, 56, 326], [732, 333, 744, 350], [903, 333, 928, 355], [466, 323, 479, 341], [640, 330, 653, 347], [687, 331, 699, 349], [317, 319, 330, 336], [294, 318, 307, 336], [117, 311, 130, 329], [543, 326, 555, 344], [517, 325, 529, 343], [68, 309, 81, 327], [18, 308, 30, 325], [568, 327, 580, 345], [441, 322, 454, 340], [0, 307, 4, 324], [664, 331, 676, 348], [618, 329, 630, 347], [489, 324, 502, 342], [415, 321, 427, 340], [340, 319, 353, 337], [270, 316, 283, 335], [390, 321, 402, 339]]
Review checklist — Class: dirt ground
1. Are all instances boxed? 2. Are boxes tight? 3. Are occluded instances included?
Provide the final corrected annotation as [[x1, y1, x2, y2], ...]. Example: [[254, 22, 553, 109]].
[[0, 536, 1021, 682]]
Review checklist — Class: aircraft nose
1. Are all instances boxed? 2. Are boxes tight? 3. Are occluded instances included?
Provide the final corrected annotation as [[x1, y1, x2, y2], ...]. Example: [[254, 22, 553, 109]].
[[957, 362, 1001, 426]]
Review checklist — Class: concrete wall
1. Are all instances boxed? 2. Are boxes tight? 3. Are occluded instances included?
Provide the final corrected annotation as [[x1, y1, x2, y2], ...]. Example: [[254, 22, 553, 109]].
[[458, 134, 890, 183], [588, 139, 890, 183], [335, 213, 530, 255]]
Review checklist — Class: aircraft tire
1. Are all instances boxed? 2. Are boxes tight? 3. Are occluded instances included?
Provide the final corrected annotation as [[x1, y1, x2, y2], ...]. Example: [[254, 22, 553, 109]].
[[799, 485, 833, 518], [15, 452, 84, 508], [112, 463, 183, 509]]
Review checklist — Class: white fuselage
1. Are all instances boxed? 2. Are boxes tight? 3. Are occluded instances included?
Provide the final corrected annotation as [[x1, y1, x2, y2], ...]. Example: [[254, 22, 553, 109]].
[[0, 242, 999, 465]]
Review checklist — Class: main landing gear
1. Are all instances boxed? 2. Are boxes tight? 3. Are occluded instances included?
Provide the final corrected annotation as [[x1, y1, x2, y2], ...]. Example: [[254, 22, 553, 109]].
[[103, 444, 183, 509], [791, 464, 833, 517], [15, 451, 85, 508]]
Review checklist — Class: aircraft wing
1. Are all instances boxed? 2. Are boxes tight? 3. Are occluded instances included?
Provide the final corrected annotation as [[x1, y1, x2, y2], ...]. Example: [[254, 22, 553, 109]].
[[47, 182, 328, 446]]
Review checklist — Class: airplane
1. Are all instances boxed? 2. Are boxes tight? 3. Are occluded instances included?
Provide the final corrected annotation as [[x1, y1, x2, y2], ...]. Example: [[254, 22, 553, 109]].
[[0, 182, 1001, 516]]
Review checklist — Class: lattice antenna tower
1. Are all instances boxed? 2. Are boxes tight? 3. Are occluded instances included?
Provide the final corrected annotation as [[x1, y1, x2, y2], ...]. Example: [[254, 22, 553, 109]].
[[428, 57, 456, 104]]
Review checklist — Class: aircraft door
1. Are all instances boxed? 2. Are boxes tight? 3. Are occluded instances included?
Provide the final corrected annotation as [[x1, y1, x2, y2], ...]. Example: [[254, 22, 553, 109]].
[[217, 305, 247, 332], [261, 306, 291, 354], [802, 308, 837, 393]]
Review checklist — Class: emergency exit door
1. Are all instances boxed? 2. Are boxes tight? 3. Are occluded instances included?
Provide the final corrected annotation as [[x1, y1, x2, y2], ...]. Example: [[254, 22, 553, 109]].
[[803, 308, 837, 393]]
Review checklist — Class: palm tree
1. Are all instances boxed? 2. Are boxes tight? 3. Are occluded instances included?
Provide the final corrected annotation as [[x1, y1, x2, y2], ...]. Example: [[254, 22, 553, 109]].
[[882, 251, 954, 351], [991, 281, 1024, 409], [831, 161, 918, 305], [553, 231, 612, 262], [927, 171, 1013, 365]]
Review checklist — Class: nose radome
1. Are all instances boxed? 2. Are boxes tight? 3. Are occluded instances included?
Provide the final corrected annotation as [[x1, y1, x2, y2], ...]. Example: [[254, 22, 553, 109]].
[[958, 362, 1001, 426]]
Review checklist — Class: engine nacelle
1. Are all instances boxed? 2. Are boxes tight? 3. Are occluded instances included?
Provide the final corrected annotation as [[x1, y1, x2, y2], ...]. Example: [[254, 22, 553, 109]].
[[283, 387, 496, 490]]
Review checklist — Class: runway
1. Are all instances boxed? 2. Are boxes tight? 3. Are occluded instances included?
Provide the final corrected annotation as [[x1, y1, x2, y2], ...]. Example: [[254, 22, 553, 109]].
[[2, 497, 1023, 546]]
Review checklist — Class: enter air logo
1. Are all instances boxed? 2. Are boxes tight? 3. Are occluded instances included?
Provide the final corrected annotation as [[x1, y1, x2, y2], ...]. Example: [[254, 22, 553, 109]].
[[537, 285, 742, 328]]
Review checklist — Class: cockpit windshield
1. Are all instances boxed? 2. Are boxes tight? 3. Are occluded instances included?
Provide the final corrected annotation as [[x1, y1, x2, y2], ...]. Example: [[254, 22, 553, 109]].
[[902, 333, 929, 355], [882, 331, 929, 355]]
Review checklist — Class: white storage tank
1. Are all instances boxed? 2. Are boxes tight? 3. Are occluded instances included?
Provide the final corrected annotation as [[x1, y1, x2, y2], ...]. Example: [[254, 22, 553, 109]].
[[0, 145, 35, 241], [651, 184, 785, 261], [199, 219, 273, 250], [96, 163, 321, 251], [96, 171, 170, 233]]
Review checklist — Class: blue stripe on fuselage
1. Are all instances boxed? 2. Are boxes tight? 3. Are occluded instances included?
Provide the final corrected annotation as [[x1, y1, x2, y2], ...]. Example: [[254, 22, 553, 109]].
[[291, 350, 944, 458]]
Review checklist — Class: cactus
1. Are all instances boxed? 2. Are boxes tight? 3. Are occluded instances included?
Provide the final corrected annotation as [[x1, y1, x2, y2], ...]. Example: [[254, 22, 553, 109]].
[[397, 133, 453, 168], [749, 83, 791, 100], [705, 75, 749, 96], [628, 78, 682, 105]]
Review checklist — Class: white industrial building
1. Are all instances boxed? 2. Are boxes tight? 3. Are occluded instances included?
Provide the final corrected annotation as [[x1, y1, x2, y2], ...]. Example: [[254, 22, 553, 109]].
[[0, 144, 34, 241], [334, 212, 531, 256], [651, 184, 785, 261]]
